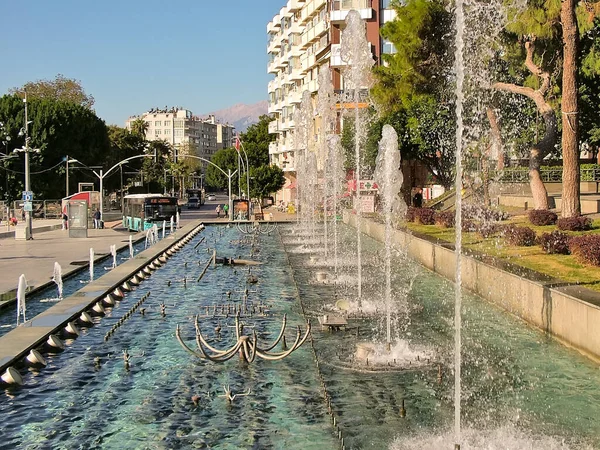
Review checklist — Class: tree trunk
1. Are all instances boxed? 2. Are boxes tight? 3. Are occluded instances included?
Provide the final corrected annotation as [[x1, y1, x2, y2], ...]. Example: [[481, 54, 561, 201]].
[[529, 156, 549, 210], [560, 0, 581, 217], [492, 39, 557, 210]]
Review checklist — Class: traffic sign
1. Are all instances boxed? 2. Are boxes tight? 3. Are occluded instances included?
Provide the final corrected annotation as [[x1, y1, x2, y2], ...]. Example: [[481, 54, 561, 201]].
[[22, 191, 33, 201], [23, 201, 33, 212]]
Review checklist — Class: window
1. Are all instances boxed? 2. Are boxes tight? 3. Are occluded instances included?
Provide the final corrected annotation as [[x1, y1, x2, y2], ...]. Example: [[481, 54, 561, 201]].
[[382, 39, 397, 54], [155, 121, 161, 127], [155, 129, 162, 136], [381, 0, 392, 7], [175, 129, 183, 137], [174, 120, 184, 128], [164, 120, 171, 126], [164, 129, 171, 135]]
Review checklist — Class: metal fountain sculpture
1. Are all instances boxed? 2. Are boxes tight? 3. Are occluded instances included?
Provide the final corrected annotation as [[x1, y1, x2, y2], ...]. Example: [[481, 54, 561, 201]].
[[236, 221, 277, 235], [176, 313, 311, 363]]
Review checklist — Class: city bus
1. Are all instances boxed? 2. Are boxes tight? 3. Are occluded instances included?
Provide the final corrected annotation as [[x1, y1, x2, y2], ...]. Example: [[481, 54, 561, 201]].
[[122, 194, 179, 231]]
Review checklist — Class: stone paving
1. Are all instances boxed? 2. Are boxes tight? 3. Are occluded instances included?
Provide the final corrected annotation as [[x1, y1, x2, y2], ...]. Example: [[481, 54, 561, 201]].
[[0, 222, 143, 306]]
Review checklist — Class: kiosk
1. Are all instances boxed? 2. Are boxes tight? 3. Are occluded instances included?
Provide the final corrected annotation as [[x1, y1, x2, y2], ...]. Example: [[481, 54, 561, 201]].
[[68, 200, 88, 238]]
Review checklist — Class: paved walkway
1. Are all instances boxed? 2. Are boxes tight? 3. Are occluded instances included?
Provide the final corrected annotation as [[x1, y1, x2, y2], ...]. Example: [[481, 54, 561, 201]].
[[0, 222, 142, 304]]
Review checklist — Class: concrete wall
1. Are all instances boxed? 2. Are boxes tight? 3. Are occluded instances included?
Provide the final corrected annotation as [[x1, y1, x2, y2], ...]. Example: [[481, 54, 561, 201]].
[[344, 212, 600, 362]]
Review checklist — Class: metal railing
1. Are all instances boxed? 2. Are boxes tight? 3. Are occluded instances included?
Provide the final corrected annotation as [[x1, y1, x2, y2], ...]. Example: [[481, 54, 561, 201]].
[[10, 200, 63, 220], [497, 167, 600, 183]]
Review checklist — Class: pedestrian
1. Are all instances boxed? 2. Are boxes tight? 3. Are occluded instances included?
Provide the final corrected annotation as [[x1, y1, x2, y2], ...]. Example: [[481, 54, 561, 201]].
[[62, 208, 68, 230], [93, 208, 101, 229], [412, 187, 423, 208], [223, 203, 229, 218], [215, 204, 221, 218]]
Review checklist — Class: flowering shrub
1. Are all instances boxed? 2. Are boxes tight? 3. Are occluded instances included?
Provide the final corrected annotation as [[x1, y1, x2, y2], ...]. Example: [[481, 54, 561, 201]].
[[435, 211, 455, 228], [528, 209, 557, 226], [538, 231, 570, 255], [405, 206, 418, 222], [569, 235, 600, 265], [461, 219, 478, 233], [416, 208, 436, 225], [504, 225, 536, 246], [557, 216, 592, 231], [477, 222, 500, 238]]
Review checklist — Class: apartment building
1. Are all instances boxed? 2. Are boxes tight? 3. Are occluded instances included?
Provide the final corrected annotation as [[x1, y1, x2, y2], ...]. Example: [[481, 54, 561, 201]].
[[125, 108, 235, 163], [267, 0, 397, 202]]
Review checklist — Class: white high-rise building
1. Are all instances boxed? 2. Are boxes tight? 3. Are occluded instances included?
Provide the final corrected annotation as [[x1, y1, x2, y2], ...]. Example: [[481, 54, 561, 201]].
[[125, 108, 236, 163], [267, 0, 397, 203]]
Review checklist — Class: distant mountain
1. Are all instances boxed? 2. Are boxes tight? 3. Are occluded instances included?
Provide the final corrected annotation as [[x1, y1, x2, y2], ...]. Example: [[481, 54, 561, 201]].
[[207, 100, 268, 132]]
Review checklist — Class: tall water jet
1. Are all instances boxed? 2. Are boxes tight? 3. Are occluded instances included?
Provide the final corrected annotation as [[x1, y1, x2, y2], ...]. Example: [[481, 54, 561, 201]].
[[110, 245, 117, 269], [176, 211, 180, 229], [129, 235, 134, 259], [328, 135, 346, 276], [152, 224, 159, 244], [162, 220, 166, 239], [52, 262, 63, 299], [317, 67, 337, 259], [373, 125, 405, 350], [16, 275, 27, 326], [341, 10, 374, 307], [89, 248, 94, 282], [454, 0, 466, 445], [294, 91, 314, 232], [170, 216, 174, 234]]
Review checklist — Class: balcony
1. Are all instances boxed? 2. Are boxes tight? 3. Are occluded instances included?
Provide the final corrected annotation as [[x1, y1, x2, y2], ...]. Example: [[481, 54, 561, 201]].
[[308, 79, 318, 93], [268, 58, 279, 74], [382, 9, 397, 22], [289, 90, 303, 105], [287, 0, 305, 13], [330, 0, 374, 23], [301, 53, 316, 71], [330, 44, 345, 67], [268, 79, 278, 94], [269, 142, 279, 154], [267, 35, 282, 54], [301, 20, 327, 47], [300, 0, 327, 24], [268, 121, 280, 135]]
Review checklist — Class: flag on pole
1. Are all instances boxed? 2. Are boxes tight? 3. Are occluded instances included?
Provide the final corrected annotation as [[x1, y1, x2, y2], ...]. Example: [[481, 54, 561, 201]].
[[235, 134, 241, 152]]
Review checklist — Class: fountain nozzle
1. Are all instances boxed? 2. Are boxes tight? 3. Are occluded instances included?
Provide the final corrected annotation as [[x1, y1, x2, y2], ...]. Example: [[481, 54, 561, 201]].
[[400, 399, 406, 418]]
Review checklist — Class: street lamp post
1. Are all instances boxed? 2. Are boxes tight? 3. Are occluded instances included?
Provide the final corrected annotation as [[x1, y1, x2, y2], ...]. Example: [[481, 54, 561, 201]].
[[13, 92, 39, 240]]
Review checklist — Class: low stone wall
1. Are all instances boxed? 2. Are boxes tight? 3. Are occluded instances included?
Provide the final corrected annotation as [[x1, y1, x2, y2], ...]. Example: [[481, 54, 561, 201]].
[[344, 212, 600, 362]]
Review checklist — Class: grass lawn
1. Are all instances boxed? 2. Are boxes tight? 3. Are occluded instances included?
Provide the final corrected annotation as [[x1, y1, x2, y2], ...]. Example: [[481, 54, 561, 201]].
[[404, 216, 600, 291]]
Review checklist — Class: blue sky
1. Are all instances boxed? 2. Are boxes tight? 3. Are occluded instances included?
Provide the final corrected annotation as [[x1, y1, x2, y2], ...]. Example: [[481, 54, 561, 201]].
[[0, 0, 284, 125]]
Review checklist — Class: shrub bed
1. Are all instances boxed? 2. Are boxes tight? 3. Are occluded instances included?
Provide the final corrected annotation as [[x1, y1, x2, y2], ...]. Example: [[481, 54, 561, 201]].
[[435, 211, 455, 228], [406, 207, 436, 225], [569, 235, 600, 265], [557, 216, 592, 231], [538, 231, 570, 255], [528, 209, 557, 226], [504, 225, 536, 246]]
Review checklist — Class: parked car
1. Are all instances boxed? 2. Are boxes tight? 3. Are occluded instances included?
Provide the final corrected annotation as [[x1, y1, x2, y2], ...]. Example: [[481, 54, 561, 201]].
[[187, 197, 200, 209], [207, 194, 216, 201]]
